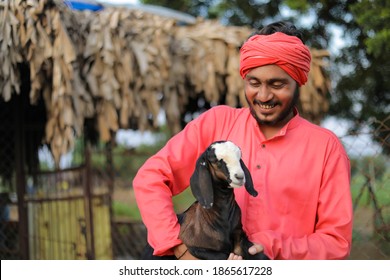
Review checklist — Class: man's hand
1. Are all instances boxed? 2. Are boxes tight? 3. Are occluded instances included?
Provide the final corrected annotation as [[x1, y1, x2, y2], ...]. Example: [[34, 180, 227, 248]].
[[227, 253, 243, 260], [248, 243, 264, 255], [227, 243, 264, 260]]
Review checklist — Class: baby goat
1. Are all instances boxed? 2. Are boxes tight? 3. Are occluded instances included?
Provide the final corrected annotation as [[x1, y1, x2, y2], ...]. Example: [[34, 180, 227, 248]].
[[142, 140, 269, 260]]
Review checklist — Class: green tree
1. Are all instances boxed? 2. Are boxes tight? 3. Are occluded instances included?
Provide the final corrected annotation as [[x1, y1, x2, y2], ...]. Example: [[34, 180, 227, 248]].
[[141, 0, 390, 152]]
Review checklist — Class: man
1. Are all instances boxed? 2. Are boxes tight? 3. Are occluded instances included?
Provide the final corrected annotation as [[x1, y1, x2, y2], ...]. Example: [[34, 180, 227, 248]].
[[133, 21, 353, 260]]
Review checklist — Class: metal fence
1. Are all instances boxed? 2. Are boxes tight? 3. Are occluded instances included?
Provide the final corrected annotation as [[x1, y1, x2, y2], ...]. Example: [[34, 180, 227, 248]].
[[0, 98, 20, 260], [1, 114, 389, 260], [327, 116, 390, 259], [0, 145, 114, 260]]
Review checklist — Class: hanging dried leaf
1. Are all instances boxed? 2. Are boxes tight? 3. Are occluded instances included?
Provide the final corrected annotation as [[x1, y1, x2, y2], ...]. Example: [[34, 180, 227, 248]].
[[0, 1, 331, 166]]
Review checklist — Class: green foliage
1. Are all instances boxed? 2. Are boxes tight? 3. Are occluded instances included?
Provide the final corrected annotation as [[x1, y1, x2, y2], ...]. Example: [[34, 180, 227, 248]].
[[141, 0, 284, 28], [350, 0, 390, 58], [365, 29, 390, 58], [284, 0, 309, 11], [344, 2, 390, 153]]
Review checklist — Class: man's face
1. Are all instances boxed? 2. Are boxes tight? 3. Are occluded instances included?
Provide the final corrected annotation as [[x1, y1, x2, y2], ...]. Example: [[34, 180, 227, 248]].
[[244, 64, 299, 128]]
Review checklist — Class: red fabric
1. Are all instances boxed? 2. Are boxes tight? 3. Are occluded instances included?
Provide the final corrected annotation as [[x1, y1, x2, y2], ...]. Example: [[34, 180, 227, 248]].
[[133, 106, 353, 259], [239, 32, 311, 86]]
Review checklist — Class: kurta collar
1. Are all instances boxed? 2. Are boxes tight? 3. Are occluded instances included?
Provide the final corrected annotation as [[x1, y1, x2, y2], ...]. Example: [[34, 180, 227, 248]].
[[251, 107, 303, 141], [277, 107, 301, 136]]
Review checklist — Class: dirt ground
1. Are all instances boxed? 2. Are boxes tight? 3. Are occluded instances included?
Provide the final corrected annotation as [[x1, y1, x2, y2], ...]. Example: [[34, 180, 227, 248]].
[[349, 207, 390, 259]]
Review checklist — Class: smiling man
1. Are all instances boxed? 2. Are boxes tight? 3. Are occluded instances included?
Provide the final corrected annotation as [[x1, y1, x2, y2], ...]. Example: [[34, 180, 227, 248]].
[[133, 21, 353, 260]]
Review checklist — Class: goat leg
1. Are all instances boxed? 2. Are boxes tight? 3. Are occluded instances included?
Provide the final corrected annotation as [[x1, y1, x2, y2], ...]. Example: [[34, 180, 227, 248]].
[[188, 247, 230, 260]]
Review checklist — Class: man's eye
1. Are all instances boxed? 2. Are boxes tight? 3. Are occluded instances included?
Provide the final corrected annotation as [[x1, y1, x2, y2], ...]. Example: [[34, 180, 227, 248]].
[[272, 83, 284, 89], [247, 80, 260, 87]]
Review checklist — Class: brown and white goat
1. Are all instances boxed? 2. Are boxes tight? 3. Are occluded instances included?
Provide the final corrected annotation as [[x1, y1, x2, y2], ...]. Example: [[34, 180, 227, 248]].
[[141, 140, 269, 260]]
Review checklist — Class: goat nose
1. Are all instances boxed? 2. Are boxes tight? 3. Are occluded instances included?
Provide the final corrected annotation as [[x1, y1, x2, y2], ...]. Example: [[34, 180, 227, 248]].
[[235, 173, 244, 181]]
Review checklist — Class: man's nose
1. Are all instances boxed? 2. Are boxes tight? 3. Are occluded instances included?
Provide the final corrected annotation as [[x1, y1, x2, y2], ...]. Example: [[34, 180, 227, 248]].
[[256, 85, 273, 102]]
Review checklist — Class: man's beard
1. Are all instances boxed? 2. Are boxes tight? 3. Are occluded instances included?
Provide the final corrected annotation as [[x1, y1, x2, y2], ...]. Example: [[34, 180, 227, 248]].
[[246, 89, 299, 126]]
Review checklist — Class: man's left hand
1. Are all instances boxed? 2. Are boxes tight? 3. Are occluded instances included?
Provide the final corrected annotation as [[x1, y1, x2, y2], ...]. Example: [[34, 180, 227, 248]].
[[248, 243, 264, 255]]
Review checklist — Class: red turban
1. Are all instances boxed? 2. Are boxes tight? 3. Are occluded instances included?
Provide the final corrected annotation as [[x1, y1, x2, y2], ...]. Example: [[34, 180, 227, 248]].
[[239, 32, 311, 86]]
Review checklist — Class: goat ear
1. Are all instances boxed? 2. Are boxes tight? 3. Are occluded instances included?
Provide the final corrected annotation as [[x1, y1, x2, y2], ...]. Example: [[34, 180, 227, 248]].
[[240, 159, 258, 197], [190, 157, 214, 209]]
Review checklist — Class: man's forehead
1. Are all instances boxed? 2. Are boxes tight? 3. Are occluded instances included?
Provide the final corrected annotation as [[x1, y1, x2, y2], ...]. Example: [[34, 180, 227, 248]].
[[245, 67, 293, 82]]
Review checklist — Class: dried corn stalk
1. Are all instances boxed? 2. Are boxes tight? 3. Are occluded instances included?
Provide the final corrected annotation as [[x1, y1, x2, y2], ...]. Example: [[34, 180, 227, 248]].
[[0, 0, 332, 165], [0, 0, 24, 101], [299, 49, 331, 124], [0, 0, 93, 165], [80, 7, 175, 137], [167, 20, 251, 133]]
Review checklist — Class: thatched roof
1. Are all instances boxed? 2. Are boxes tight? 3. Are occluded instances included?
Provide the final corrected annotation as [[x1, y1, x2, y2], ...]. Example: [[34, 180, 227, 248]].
[[0, 0, 330, 164]]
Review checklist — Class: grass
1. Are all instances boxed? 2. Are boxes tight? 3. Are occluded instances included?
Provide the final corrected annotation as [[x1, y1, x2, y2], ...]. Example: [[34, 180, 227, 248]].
[[112, 187, 195, 221], [351, 172, 390, 205], [112, 201, 142, 220]]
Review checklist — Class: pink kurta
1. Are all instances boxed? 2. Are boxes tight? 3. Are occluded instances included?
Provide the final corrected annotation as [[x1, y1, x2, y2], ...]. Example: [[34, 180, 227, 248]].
[[133, 105, 352, 259]]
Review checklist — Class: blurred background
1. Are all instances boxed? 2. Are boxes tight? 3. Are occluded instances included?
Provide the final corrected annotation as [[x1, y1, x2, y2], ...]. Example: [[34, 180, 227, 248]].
[[0, 0, 389, 260]]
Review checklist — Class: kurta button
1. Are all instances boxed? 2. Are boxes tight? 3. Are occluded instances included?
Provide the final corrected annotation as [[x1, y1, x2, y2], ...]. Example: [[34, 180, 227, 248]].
[[256, 165, 261, 169], [262, 144, 266, 148]]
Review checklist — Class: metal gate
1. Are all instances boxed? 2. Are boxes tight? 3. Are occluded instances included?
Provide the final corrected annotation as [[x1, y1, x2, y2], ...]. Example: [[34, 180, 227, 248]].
[[0, 91, 113, 260], [0, 149, 113, 260], [26, 161, 112, 260]]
